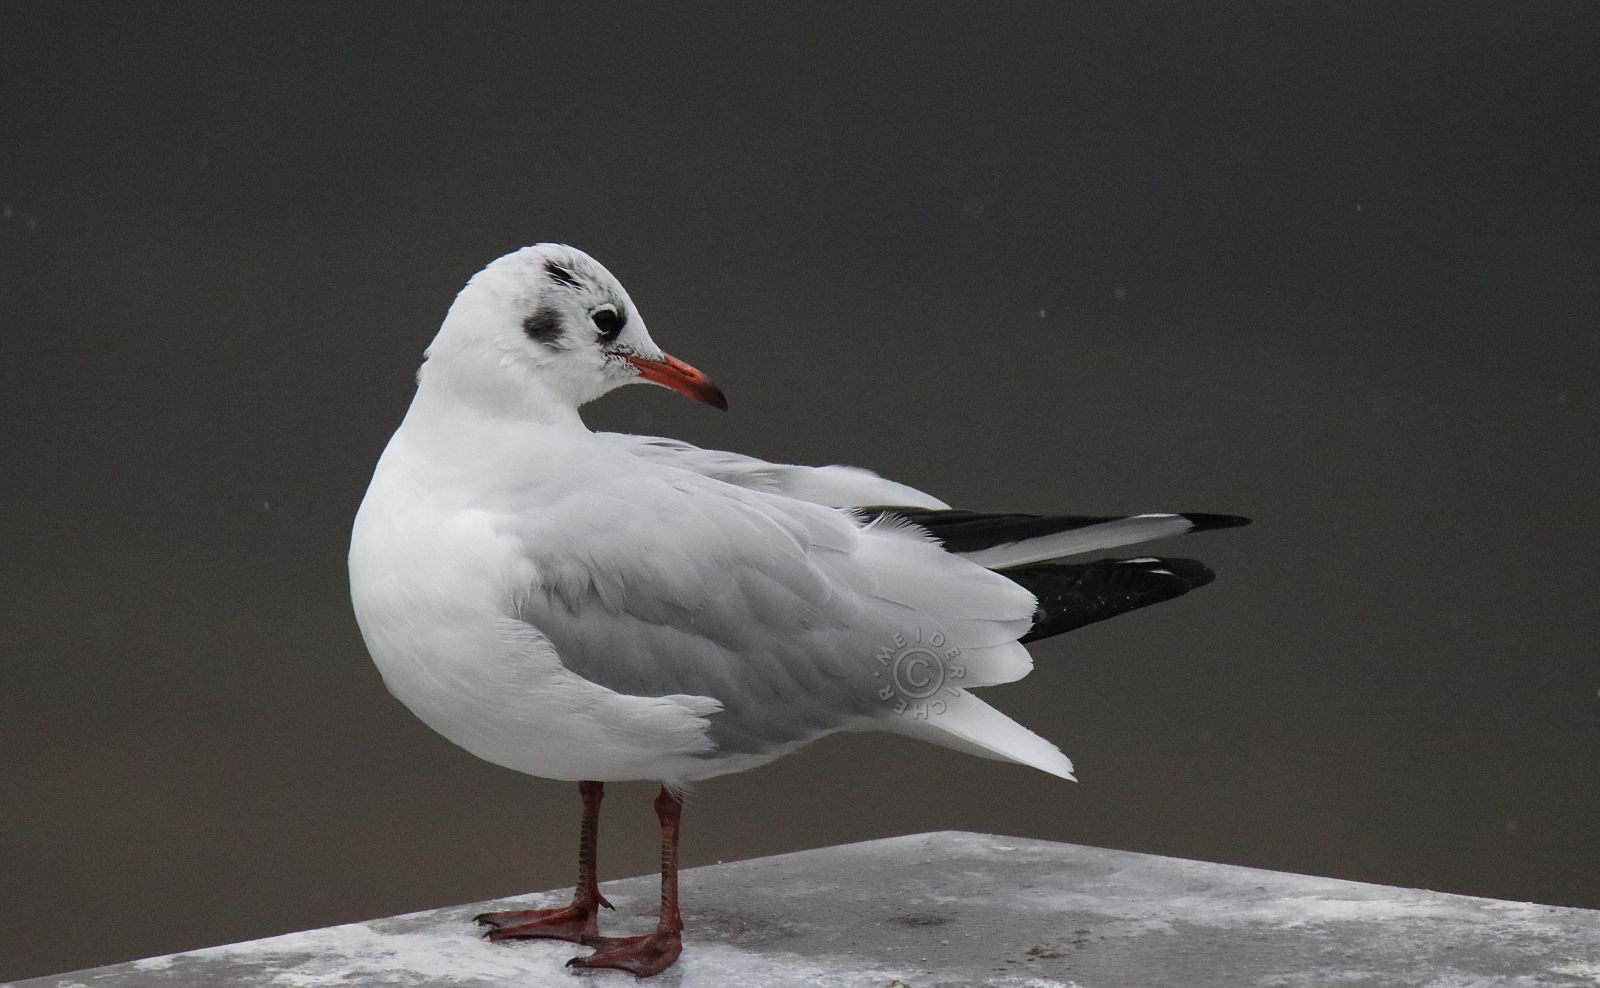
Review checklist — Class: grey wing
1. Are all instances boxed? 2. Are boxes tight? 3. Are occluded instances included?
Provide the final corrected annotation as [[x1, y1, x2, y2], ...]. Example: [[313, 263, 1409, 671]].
[[513, 474, 1032, 757], [600, 433, 950, 510]]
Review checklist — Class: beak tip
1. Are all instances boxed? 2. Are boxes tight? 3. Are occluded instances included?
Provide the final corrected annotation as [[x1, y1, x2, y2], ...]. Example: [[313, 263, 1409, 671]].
[[626, 351, 728, 411]]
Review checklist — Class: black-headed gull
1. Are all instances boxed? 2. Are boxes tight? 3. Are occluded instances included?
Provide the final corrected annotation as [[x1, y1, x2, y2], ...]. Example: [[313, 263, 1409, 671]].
[[348, 244, 1247, 976]]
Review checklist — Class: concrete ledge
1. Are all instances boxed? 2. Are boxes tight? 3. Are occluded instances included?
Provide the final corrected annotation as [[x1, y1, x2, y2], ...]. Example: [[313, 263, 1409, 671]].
[[10, 831, 1599, 987]]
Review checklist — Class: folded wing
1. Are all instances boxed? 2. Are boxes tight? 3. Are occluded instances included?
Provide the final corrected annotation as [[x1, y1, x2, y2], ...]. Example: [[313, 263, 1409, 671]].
[[604, 433, 950, 509], [511, 472, 1069, 778]]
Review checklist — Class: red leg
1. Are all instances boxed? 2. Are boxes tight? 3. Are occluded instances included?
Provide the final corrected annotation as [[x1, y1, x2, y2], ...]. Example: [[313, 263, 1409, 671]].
[[475, 780, 613, 943], [567, 785, 684, 976]]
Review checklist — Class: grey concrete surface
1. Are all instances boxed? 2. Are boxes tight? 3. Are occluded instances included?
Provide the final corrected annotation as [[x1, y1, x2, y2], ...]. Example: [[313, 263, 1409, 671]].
[[10, 832, 1597, 988]]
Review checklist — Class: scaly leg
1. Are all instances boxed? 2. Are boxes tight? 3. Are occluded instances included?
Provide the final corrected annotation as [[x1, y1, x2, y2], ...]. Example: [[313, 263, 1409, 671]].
[[475, 780, 613, 943], [567, 785, 684, 976]]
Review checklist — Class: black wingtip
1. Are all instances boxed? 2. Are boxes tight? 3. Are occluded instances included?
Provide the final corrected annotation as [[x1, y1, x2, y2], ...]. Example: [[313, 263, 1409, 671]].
[[1139, 555, 1217, 589], [1183, 513, 1252, 531], [1002, 556, 1220, 643]]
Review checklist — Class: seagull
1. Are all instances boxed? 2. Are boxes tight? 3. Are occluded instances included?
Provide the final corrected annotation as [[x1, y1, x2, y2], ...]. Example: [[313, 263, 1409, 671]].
[[348, 244, 1248, 976]]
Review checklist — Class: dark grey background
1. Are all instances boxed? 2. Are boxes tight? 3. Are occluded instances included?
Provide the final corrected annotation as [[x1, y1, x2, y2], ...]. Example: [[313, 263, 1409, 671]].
[[3, 2, 1597, 981]]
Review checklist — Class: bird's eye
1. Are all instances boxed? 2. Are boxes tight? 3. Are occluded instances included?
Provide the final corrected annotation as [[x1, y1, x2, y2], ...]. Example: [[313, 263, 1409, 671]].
[[592, 307, 625, 341]]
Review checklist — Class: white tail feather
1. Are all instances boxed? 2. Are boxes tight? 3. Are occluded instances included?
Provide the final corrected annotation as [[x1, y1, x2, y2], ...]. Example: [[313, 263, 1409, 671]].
[[885, 691, 1075, 781]]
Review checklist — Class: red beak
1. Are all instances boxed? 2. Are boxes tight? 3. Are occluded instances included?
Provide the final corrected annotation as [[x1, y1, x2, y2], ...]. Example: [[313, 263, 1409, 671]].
[[625, 352, 728, 410]]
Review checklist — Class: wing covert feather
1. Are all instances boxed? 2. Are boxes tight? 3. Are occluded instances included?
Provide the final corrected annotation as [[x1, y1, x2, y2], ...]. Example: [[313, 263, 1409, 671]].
[[512, 473, 1032, 755]]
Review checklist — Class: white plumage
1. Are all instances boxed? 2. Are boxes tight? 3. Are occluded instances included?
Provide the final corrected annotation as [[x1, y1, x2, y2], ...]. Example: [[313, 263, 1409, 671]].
[[348, 244, 1087, 790], [348, 244, 1244, 975]]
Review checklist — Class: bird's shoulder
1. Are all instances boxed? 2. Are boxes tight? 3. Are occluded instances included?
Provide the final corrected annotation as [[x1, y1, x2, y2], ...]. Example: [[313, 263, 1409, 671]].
[[597, 431, 948, 510], [523, 453, 861, 569]]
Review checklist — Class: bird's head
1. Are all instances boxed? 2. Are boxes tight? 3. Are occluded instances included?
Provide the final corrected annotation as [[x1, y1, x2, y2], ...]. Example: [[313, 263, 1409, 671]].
[[420, 244, 726, 416]]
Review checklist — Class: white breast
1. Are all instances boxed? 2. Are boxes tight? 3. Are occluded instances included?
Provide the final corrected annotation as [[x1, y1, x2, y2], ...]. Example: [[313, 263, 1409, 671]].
[[348, 426, 732, 784]]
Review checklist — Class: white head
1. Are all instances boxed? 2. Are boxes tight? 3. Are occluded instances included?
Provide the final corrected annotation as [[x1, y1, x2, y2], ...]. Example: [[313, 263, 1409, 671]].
[[418, 243, 725, 418]]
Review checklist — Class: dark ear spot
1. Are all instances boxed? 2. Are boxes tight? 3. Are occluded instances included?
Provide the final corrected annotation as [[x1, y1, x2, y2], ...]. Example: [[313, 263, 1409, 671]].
[[544, 259, 582, 289], [523, 304, 566, 347]]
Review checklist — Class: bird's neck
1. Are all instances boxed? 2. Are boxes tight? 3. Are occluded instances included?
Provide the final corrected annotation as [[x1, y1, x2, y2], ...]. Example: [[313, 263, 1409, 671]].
[[408, 355, 589, 433], [388, 373, 590, 496]]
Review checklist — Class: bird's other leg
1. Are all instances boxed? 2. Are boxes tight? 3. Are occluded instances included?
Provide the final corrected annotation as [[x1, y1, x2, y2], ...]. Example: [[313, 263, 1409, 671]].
[[567, 785, 684, 976], [475, 780, 613, 943]]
